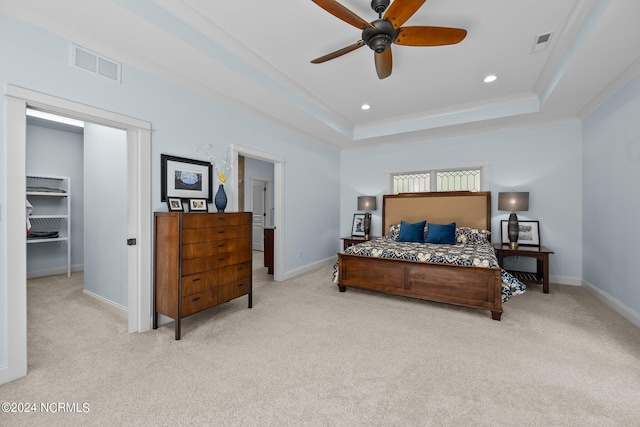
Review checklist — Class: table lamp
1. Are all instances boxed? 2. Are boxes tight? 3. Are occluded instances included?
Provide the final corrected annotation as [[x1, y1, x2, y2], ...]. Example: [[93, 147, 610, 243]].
[[357, 196, 377, 239], [498, 192, 529, 249]]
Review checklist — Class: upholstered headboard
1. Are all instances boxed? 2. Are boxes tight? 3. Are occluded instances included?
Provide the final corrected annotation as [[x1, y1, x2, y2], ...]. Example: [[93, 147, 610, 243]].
[[382, 191, 492, 235]]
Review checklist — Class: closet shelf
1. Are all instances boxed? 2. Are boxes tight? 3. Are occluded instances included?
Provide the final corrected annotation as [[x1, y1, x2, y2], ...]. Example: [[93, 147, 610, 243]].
[[27, 237, 68, 244], [26, 174, 71, 277], [26, 191, 69, 197]]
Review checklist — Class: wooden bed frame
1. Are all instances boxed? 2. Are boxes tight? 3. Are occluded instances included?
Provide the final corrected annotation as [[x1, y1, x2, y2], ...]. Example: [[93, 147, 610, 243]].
[[336, 191, 503, 320]]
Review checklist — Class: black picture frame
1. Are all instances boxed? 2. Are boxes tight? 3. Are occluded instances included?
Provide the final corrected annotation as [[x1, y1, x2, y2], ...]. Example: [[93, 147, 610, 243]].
[[188, 198, 208, 212], [351, 213, 366, 237], [161, 154, 213, 202], [166, 197, 184, 212], [501, 220, 540, 246]]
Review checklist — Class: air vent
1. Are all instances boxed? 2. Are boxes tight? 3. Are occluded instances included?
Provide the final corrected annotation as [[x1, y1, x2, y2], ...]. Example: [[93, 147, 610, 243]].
[[70, 44, 121, 83], [532, 32, 553, 53]]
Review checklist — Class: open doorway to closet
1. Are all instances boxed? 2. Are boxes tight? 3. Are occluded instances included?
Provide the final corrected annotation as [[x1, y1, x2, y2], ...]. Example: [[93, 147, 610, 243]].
[[26, 112, 129, 313], [4, 85, 151, 384]]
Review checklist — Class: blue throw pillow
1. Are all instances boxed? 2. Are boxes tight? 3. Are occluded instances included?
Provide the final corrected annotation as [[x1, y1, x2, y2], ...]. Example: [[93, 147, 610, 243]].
[[425, 222, 456, 245], [397, 220, 426, 243]]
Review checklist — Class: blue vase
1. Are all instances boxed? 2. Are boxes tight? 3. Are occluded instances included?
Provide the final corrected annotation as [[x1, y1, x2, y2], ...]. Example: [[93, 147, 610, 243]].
[[214, 184, 227, 213]]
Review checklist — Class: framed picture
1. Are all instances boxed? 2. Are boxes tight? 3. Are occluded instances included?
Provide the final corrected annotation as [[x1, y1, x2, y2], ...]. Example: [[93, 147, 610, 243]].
[[501, 220, 540, 246], [161, 154, 213, 202], [166, 197, 184, 212], [351, 213, 366, 237], [188, 198, 208, 212]]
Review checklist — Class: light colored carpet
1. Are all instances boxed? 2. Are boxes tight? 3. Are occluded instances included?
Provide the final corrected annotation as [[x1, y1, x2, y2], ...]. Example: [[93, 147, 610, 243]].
[[2, 255, 640, 426]]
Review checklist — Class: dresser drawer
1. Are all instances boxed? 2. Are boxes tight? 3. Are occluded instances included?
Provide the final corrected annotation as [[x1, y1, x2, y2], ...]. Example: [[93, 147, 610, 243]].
[[218, 262, 251, 285], [181, 249, 252, 276], [182, 237, 249, 260], [182, 213, 250, 229], [219, 280, 251, 302], [181, 270, 218, 296], [182, 225, 250, 244], [181, 290, 216, 317]]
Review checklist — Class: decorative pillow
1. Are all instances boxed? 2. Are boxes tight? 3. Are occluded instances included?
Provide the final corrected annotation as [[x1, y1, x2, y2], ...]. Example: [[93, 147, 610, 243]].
[[387, 223, 401, 240], [397, 220, 426, 243], [455, 227, 491, 244], [425, 222, 456, 245]]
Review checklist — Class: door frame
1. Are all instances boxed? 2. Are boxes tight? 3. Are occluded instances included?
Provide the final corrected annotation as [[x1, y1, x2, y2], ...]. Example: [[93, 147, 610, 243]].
[[2, 85, 152, 384], [231, 144, 284, 281]]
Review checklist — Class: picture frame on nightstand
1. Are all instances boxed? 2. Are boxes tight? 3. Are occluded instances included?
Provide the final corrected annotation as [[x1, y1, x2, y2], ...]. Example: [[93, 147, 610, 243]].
[[351, 213, 366, 237], [501, 220, 540, 246]]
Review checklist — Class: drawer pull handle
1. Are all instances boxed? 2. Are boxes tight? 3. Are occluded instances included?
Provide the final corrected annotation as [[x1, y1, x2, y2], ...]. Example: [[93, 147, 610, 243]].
[[192, 278, 201, 282], [238, 283, 245, 287], [218, 258, 224, 261], [218, 230, 225, 234], [192, 297, 201, 302], [238, 267, 244, 271], [217, 244, 225, 248]]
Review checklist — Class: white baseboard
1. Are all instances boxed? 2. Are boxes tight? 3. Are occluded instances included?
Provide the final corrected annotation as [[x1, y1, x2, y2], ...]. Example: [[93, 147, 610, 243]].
[[550, 275, 582, 286], [82, 289, 128, 320], [581, 279, 640, 328], [280, 255, 337, 281], [27, 264, 83, 279]]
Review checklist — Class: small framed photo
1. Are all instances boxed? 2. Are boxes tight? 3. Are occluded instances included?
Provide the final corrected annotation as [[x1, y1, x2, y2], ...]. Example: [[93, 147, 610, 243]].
[[351, 213, 366, 237], [501, 220, 540, 246], [166, 197, 184, 212], [188, 198, 208, 212]]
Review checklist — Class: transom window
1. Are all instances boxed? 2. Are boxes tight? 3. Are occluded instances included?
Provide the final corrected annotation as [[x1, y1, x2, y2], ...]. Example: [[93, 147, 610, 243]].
[[391, 167, 484, 194]]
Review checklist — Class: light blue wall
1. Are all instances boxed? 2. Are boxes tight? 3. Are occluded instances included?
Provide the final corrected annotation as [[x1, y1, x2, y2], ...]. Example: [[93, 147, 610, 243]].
[[583, 74, 640, 317], [0, 13, 340, 368], [340, 122, 583, 283], [26, 122, 84, 276]]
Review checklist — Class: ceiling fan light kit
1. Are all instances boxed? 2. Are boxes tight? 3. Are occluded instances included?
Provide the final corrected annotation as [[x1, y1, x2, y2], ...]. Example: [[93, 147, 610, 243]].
[[310, 0, 467, 79]]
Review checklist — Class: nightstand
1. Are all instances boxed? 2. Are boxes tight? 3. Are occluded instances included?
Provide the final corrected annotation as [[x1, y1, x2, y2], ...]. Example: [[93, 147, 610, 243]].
[[341, 235, 377, 251], [493, 244, 554, 293]]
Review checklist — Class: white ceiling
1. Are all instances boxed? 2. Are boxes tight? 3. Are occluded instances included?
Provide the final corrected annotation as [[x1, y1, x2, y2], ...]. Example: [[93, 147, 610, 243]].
[[3, 0, 640, 150]]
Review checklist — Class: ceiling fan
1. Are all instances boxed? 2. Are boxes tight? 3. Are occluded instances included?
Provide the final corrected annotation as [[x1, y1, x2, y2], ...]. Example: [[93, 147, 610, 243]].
[[310, 0, 467, 79]]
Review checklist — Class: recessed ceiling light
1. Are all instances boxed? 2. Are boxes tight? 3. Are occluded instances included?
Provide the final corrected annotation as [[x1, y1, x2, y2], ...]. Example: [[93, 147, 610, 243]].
[[484, 75, 497, 83], [361, 104, 371, 110]]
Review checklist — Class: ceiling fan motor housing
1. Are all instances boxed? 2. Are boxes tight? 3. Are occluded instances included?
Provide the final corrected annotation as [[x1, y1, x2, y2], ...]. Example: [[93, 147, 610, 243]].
[[363, 19, 398, 53]]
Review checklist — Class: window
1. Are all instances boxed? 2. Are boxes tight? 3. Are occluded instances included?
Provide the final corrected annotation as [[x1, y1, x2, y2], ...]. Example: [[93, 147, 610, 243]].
[[391, 166, 485, 194]]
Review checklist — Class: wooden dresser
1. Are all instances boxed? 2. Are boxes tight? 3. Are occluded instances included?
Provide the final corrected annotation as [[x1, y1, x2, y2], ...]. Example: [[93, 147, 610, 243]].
[[153, 212, 252, 340]]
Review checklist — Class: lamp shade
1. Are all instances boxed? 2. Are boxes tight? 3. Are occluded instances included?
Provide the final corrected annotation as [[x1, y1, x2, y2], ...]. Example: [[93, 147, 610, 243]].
[[357, 196, 377, 211], [498, 192, 529, 212]]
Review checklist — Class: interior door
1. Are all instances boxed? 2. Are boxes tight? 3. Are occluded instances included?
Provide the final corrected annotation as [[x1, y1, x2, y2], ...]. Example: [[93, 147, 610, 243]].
[[83, 123, 128, 306], [252, 179, 266, 251]]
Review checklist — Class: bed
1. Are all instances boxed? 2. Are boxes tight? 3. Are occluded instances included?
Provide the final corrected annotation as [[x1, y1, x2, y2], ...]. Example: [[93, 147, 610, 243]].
[[334, 191, 525, 320]]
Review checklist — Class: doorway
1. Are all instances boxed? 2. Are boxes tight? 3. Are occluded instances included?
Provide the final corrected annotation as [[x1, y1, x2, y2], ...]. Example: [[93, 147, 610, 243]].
[[231, 144, 284, 281], [3, 85, 152, 384], [251, 178, 268, 251]]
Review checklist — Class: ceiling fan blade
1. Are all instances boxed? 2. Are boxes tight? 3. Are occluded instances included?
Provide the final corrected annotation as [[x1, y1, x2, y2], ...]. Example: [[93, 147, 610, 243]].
[[311, 40, 366, 64], [394, 26, 467, 46], [383, 0, 426, 30], [374, 48, 392, 79], [311, 0, 374, 30]]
